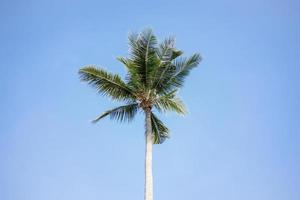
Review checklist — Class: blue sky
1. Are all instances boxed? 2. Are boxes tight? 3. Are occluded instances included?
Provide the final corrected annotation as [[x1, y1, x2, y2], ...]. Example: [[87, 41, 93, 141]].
[[0, 0, 299, 199]]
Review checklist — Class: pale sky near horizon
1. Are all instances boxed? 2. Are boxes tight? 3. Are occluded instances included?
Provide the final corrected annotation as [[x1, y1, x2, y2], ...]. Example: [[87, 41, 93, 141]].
[[0, 0, 299, 200]]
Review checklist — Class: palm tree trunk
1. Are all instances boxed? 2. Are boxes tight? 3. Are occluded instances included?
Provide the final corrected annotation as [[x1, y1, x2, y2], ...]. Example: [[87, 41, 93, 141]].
[[144, 109, 153, 200]]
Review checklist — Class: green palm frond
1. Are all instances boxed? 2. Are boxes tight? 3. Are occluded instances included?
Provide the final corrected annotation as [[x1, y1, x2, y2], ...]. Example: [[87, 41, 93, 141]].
[[79, 66, 135, 101], [151, 37, 183, 91], [151, 63, 176, 93], [153, 53, 201, 94], [156, 37, 183, 62], [167, 53, 202, 88], [154, 90, 187, 115], [127, 29, 160, 89], [92, 103, 139, 123], [116, 57, 143, 90], [151, 112, 169, 144]]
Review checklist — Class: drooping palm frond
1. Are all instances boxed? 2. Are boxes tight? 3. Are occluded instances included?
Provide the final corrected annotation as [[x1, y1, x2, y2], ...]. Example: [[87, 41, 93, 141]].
[[154, 90, 187, 115], [92, 103, 139, 123], [127, 29, 160, 89], [79, 66, 135, 101], [151, 112, 169, 144]]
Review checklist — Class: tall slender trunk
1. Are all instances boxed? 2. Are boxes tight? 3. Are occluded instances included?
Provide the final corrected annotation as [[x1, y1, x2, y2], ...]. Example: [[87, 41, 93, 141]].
[[144, 109, 153, 200]]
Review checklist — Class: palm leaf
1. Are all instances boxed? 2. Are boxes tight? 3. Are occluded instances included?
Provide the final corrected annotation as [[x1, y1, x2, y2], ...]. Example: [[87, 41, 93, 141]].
[[154, 90, 187, 115], [153, 54, 201, 94], [79, 66, 135, 101], [127, 29, 160, 89], [116, 56, 143, 90], [156, 37, 183, 62], [92, 103, 139, 123], [151, 112, 169, 144], [151, 37, 183, 91], [167, 53, 202, 88]]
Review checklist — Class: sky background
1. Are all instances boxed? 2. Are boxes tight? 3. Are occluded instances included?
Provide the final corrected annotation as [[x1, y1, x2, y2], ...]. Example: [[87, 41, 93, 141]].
[[0, 0, 299, 199]]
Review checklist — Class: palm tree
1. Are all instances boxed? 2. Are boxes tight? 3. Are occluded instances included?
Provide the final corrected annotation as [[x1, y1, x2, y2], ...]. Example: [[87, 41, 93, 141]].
[[79, 29, 201, 200]]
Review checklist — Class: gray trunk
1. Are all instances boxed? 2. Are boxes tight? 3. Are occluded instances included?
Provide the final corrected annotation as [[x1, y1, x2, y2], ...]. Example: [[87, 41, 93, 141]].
[[144, 109, 153, 200]]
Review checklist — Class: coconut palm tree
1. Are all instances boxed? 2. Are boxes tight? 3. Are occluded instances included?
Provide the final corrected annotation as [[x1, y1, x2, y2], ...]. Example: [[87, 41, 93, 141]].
[[79, 29, 201, 200]]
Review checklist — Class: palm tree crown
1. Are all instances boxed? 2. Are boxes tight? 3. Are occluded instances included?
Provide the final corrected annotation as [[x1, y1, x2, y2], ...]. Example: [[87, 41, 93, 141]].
[[79, 29, 201, 144]]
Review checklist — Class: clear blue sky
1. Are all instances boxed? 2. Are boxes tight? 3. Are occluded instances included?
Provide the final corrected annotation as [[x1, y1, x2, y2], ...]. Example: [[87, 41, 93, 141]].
[[0, 0, 299, 199]]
